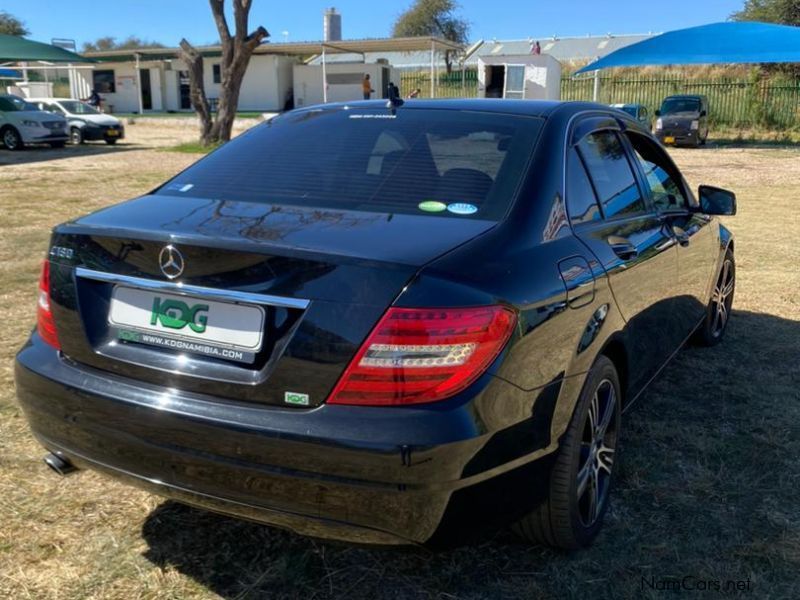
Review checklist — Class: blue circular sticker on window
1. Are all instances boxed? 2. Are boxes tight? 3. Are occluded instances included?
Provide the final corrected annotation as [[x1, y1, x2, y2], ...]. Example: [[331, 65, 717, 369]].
[[447, 203, 478, 215]]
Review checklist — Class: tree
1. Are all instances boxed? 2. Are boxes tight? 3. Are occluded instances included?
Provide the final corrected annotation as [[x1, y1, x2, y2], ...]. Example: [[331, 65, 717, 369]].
[[392, 0, 469, 72], [179, 0, 269, 146], [732, 0, 800, 25], [82, 36, 164, 53], [0, 10, 29, 36], [732, 0, 800, 75]]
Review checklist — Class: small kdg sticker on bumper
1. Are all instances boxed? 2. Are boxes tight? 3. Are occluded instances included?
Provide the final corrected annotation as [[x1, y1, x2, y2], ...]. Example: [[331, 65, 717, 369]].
[[284, 391, 310, 406]]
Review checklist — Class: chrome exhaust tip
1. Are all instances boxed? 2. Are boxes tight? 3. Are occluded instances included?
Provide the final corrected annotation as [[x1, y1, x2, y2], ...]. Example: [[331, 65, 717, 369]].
[[43, 452, 77, 476]]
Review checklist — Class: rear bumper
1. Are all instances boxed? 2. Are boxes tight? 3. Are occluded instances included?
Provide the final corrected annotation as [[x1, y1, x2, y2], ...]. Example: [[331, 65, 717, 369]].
[[15, 335, 557, 546]]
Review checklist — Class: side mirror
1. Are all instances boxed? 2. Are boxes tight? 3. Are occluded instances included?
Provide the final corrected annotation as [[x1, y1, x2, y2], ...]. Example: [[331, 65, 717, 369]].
[[698, 185, 736, 215], [700, 110, 707, 117], [654, 109, 661, 116]]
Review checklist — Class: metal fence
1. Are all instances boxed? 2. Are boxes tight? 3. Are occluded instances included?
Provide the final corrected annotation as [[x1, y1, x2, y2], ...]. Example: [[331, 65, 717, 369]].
[[398, 69, 479, 99], [400, 69, 799, 128], [561, 76, 800, 128]]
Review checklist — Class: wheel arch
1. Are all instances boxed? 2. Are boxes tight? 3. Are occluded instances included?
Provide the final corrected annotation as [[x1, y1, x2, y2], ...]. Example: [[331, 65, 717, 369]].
[[598, 336, 629, 406]]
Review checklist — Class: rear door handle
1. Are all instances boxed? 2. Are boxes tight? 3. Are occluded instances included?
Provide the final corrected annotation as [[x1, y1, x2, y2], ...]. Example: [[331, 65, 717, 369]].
[[607, 236, 638, 260]]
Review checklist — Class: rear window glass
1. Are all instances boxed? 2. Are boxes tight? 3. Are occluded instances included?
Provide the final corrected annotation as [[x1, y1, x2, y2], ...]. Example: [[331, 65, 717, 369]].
[[156, 108, 543, 220]]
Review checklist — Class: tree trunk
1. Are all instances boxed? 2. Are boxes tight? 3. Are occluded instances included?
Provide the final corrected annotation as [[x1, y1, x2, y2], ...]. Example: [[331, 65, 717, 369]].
[[180, 0, 269, 146], [178, 39, 213, 144]]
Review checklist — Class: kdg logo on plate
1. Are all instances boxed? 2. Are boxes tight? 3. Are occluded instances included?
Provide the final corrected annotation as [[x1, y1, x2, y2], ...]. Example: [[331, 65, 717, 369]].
[[150, 297, 209, 333]]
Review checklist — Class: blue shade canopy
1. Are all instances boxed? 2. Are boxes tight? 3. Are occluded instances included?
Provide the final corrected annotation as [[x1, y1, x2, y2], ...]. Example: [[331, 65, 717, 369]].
[[575, 22, 800, 74], [0, 68, 23, 79]]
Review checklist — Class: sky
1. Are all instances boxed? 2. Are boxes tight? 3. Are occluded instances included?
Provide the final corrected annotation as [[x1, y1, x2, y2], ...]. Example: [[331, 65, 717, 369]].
[[4, 0, 744, 49]]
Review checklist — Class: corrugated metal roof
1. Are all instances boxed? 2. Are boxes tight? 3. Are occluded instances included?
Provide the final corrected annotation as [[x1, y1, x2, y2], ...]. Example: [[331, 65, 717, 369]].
[[472, 34, 657, 63], [306, 34, 656, 68]]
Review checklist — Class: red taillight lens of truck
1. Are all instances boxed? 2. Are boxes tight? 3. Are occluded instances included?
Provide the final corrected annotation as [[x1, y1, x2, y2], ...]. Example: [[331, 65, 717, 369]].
[[327, 306, 517, 406], [36, 260, 61, 350]]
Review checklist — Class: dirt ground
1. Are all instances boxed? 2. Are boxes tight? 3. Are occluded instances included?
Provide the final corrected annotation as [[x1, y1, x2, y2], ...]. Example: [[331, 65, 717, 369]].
[[1, 123, 798, 599]]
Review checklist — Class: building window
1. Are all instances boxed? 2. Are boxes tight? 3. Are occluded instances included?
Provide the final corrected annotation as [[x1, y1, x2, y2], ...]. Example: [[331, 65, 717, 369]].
[[212, 64, 221, 84], [92, 69, 115, 93]]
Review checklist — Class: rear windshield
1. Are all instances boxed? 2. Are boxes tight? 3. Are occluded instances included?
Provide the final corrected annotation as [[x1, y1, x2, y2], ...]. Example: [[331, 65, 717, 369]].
[[660, 97, 701, 115], [156, 107, 543, 220]]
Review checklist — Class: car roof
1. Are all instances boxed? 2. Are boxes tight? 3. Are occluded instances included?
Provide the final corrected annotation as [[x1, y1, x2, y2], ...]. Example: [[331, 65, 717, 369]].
[[294, 99, 620, 120]]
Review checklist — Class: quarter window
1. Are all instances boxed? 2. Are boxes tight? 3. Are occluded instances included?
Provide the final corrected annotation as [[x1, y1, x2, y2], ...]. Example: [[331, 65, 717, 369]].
[[578, 131, 646, 218], [626, 133, 688, 211], [566, 148, 601, 224]]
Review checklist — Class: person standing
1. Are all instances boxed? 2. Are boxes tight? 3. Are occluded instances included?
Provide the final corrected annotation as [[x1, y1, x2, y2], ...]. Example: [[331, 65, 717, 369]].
[[532, 41, 541, 55], [362, 74, 374, 100]]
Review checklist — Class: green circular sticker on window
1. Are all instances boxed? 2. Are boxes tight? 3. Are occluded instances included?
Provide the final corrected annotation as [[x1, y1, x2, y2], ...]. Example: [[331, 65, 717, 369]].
[[418, 200, 447, 213]]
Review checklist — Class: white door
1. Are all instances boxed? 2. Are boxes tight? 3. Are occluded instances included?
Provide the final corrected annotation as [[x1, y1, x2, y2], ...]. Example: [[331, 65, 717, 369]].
[[503, 64, 526, 99]]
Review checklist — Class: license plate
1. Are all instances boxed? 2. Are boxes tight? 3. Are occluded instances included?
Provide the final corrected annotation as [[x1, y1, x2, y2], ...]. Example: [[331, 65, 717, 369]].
[[108, 286, 265, 363], [106, 129, 119, 137], [664, 136, 675, 144]]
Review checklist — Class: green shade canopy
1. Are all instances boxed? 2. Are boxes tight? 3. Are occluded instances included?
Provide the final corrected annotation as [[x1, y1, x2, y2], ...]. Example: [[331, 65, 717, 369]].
[[0, 34, 91, 63]]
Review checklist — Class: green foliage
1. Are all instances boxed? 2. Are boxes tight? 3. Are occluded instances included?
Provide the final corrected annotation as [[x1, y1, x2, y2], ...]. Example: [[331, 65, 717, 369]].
[[731, 0, 800, 25], [82, 36, 164, 52], [0, 10, 29, 36], [392, 0, 469, 43]]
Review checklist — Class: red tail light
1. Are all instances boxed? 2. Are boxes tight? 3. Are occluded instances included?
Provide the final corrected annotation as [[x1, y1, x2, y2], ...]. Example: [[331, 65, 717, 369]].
[[328, 306, 517, 406], [37, 260, 61, 350]]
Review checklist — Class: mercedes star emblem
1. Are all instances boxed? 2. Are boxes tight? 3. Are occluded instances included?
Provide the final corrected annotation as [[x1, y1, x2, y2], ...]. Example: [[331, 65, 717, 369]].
[[159, 245, 185, 279]]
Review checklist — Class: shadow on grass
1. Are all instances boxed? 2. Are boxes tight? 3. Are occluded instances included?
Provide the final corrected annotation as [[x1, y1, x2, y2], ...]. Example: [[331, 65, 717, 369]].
[[0, 142, 141, 167], [141, 309, 800, 599]]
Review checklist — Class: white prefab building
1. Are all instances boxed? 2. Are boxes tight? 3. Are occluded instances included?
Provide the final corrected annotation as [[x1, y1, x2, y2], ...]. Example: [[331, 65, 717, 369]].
[[477, 54, 562, 100], [71, 52, 297, 113], [293, 62, 398, 108], [67, 38, 461, 114]]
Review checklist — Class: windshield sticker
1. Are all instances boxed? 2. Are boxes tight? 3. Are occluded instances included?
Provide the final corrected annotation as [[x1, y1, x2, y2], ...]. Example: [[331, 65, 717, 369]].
[[167, 183, 194, 192], [447, 203, 478, 215], [418, 200, 447, 213]]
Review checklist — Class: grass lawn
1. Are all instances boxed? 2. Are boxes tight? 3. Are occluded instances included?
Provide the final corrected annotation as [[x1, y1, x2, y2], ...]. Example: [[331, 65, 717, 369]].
[[0, 124, 798, 599]]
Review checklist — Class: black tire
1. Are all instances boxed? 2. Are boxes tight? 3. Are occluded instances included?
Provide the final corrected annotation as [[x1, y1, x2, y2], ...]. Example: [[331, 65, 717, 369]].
[[49, 141, 66, 148], [70, 127, 84, 145], [513, 355, 622, 549], [1, 126, 24, 150], [694, 249, 735, 347], [105, 138, 117, 145]]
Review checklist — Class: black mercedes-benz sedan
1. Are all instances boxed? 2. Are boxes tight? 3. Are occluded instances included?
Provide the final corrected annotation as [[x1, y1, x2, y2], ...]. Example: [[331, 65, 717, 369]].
[[15, 99, 736, 550]]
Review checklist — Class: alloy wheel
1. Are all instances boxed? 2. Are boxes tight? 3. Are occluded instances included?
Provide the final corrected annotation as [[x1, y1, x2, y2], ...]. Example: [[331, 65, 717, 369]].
[[576, 379, 618, 527], [710, 258, 734, 338], [3, 129, 20, 150]]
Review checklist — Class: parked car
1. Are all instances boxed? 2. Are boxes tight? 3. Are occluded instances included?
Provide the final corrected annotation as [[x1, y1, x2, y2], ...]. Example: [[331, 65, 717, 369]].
[[610, 103, 651, 130], [29, 97, 125, 145], [655, 94, 709, 147], [0, 94, 68, 150], [15, 99, 737, 550]]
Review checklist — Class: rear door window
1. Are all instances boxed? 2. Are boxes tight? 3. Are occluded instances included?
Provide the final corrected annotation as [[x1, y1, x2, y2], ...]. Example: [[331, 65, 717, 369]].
[[157, 108, 543, 221], [577, 131, 646, 218]]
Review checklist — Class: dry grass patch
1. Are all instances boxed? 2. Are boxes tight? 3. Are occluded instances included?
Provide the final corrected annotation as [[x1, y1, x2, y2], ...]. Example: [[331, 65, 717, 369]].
[[1, 126, 799, 599]]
